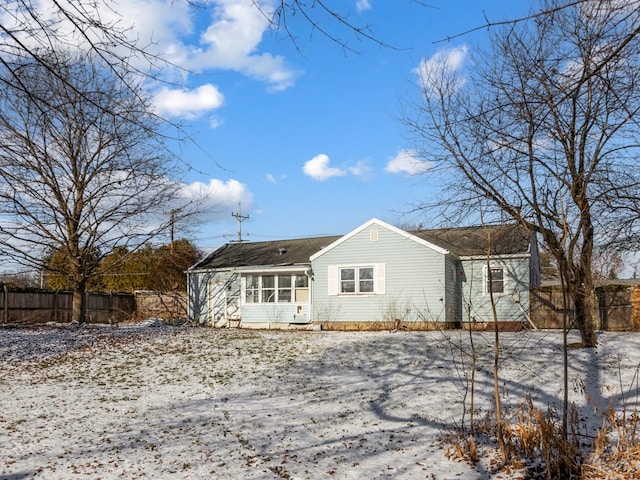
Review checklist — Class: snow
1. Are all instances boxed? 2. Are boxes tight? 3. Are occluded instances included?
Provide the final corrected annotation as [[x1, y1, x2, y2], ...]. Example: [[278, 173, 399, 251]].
[[1, 325, 639, 479]]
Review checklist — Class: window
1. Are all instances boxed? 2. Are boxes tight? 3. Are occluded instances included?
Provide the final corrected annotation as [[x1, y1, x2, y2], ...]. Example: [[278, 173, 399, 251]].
[[246, 275, 259, 303], [262, 275, 276, 303], [328, 264, 385, 296], [278, 275, 292, 303], [294, 275, 309, 302], [243, 273, 309, 304], [340, 266, 375, 294], [486, 267, 505, 294]]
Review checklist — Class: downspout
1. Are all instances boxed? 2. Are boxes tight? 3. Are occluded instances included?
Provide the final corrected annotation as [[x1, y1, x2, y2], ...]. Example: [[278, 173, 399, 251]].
[[185, 270, 192, 323], [513, 288, 537, 330], [308, 268, 314, 329]]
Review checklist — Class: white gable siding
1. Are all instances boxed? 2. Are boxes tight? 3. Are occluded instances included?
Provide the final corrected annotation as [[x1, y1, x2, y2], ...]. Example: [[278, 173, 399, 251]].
[[311, 222, 452, 325]]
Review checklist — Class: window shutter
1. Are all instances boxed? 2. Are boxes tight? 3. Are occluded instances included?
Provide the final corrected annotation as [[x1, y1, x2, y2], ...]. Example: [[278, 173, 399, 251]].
[[375, 263, 385, 294], [328, 265, 338, 295]]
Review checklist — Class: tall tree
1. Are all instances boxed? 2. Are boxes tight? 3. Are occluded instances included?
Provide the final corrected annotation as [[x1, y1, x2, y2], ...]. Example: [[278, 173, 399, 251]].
[[407, 0, 640, 347], [0, 51, 187, 322]]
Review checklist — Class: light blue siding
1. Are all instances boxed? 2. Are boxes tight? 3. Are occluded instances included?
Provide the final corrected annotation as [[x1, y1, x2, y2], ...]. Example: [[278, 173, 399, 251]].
[[187, 270, 240, 325], [241, 303, 307, 324], [460, 256, 531, 323], [240, 269, 311, 325], [311, 223, 452, 324]]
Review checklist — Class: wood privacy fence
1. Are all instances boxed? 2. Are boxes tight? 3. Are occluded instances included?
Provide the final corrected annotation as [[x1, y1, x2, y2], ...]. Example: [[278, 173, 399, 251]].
[[531, 281, 640, 331], [1, 285, 135, 324], [0, 286, 187, 325]]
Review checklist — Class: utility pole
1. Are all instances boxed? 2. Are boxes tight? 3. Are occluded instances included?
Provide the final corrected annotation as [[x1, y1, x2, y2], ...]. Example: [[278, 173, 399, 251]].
[[231, 202, 249, 243]]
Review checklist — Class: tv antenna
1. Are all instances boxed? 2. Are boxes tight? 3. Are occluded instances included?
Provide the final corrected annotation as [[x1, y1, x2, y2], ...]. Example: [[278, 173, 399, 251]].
[[231, 202, 249, 243]]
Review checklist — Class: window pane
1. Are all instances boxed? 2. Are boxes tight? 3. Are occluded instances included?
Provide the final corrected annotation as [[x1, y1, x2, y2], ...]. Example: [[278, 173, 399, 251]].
[[359, 267, 373, 280], [246, 291, 258, 303], [488, 268, 504, 293], [262, 275, 274, 288], [340, 268, 355, 293], [245, 275, 259, 303], [360, 279, 374, 293], [246, 275, 259, 288], [279, 289, 292, 302], [295, 275, 308, 288], [341, 281, 355, 293], [341, 268, 355, 281], [278, 275, 291, 288], [262, 289, 275, 303]]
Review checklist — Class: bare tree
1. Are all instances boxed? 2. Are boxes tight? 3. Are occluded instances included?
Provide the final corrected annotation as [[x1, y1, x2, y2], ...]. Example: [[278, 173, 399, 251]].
[[407, 0, 640, 347], [0, 51, 190, 323]]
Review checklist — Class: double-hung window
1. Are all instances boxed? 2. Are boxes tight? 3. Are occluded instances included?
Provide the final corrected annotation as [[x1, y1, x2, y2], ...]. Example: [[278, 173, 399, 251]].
[[485, 267, 505, 294], [340, 266, 375, 294]]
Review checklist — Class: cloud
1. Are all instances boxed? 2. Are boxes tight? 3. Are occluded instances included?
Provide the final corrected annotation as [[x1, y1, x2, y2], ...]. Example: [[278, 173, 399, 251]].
[[385, 149, 432, 175], [303, 154, 346, 181], [414, 45, 468, 97], [7, 0, 300, 92], [190, 0, 300, 90], [181, 178, 253, 220], [265, 173, 288, 185], [348, 160, 372, 179], [356, 0, 372, 13], [153, 84, 224, 119]]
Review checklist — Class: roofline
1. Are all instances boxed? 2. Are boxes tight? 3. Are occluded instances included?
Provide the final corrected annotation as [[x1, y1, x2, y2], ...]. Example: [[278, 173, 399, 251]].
[[310, 218, 449, 261], [188, 263, 311, 274], [460, 252, 531, 261]]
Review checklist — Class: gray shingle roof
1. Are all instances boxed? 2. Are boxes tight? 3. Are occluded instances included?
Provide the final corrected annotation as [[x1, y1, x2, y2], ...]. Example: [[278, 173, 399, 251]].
[[192, 236, 342, 270], [412, 224, 532, 257], [192, 223, 532, 271]]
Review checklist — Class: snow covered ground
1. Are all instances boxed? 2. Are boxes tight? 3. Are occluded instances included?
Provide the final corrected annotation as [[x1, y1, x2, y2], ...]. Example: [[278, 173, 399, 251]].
[[1, 324, 639, 479]]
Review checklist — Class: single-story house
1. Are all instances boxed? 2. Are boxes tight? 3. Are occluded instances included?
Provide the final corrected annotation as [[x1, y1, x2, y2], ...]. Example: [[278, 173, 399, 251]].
[[186, 218, 540, 330]]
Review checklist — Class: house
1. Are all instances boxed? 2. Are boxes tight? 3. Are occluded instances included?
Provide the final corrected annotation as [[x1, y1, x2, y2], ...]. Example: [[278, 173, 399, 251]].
[[186, 218, 540, 330]]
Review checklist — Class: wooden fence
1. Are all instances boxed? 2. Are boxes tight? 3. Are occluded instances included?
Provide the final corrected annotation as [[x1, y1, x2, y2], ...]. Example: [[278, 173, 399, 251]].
[[1, 286, 135, 324], [133, 291, 187, 322], [531, 281, 640, 331]]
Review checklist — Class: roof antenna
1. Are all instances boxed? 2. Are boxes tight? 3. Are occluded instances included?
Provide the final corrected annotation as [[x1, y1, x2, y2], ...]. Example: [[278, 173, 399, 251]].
[[231, 202, 249, 243]]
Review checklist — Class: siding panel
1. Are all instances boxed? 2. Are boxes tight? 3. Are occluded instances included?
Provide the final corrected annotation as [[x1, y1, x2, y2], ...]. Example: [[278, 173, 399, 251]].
[[312, 223, 450, 325]]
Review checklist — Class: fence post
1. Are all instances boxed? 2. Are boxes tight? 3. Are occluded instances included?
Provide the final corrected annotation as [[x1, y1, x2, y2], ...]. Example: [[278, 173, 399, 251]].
[[3, 284, 7, 324]]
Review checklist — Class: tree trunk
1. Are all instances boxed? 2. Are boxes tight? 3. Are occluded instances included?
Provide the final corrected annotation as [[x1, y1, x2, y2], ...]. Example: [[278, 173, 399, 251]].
[[573, 283, 599, 347], [72, 279, 87, 324]]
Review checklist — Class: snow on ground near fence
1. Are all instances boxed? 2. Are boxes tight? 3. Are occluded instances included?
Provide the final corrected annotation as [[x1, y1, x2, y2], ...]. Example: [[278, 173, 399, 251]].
[[1, 324, 639, 479]]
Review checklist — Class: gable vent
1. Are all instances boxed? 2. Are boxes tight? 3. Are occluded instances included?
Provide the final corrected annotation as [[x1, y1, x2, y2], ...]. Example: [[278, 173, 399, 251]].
[[370, 229, 379, 242]]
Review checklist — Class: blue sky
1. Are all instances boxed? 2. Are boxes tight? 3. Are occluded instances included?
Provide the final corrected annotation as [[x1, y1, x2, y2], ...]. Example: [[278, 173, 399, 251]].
[[28, 1, 533, 251]]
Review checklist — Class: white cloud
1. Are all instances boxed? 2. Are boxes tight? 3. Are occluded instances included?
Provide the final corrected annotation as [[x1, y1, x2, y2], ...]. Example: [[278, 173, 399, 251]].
[[303, 154, 346, 181], [414, 45, 468, 97], [190, 0, 300, 90], [153, 85, 225, 119], [356, 0, 372, 13], [5, 0, 299, 92], [385, 149, 432, 175], [265, 173, 288, 185], [348, 160, 372, 179], [181, 178, 253, 219]]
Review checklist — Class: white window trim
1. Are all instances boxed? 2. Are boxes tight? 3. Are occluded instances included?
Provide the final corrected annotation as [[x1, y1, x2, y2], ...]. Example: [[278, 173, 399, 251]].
[[483, 265, 506, 296], [328, 263, 385, 296], [241, 273, 309, 305]]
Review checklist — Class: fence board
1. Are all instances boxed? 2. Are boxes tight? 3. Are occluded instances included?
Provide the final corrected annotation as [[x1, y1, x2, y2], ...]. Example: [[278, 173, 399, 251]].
[[531, 282, 640, 331], [1, 286, 135, 325]]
